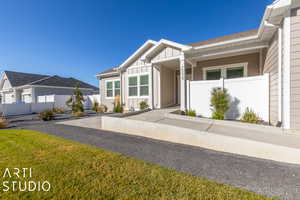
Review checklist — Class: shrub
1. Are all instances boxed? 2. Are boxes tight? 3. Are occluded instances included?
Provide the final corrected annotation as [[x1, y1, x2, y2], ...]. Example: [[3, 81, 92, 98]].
[[139, 101, 149, 110], [100, 105, 108, 112], [113, 95, 123, 113], [38, 110, 55, 121], [66, 83, 85, 113], [210, 87, 230, 120], [186, 110, 196, 117], [72, 111, 85, 118], [241, 107, 261, 124], [0, 113, 9, 128], [0, 119, 9, 129], [52, 107, 64, 114], [92, 101, 99, 112]]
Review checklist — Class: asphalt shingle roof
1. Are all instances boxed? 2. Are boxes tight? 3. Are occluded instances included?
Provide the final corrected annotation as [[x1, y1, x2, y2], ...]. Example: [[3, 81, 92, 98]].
[[4, 71, 98, 90]]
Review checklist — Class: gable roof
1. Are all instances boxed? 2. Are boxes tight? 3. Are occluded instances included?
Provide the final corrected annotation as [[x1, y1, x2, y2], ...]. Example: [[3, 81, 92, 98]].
[[4, 71, 98, 90], [187, 30, 258, 47], [5, 71, 49, 87]]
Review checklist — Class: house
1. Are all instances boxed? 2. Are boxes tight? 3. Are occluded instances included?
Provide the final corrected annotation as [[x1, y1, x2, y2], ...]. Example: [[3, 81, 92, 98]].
[[97, 0, 300, 130], [0, 71, 98, 104]]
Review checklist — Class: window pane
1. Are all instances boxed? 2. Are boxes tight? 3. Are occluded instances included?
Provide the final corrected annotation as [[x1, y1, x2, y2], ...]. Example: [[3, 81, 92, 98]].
[[227, 67, 244, 79], [106, 82, 113, 89], [129, 87, 138, 96], [206, 69, 221, 80], [115, 80, 120, 89], [129, 77, 137, 86], [140, 75, 149, 85], [115, 89, 120, 96], [107, 90, 113, 97], [140, 86, 149, 96]]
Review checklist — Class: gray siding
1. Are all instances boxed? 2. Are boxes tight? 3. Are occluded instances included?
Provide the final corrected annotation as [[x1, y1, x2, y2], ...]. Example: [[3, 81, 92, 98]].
[[194, 53, 260, 80], [263, 33, 278, 125], [290, 8, 300, 129]]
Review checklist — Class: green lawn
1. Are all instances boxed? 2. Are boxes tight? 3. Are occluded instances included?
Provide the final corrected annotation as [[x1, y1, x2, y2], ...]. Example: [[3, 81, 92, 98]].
[[0, 129, 277, 200]]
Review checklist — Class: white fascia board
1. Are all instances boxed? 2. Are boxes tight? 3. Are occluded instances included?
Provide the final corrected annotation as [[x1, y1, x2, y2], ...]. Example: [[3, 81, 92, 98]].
[[142, 39, 192, 61], [188, 44, 268, 61], [118, 40, 157, 69], [185, 36, 260, 53], [96, 71, 119, 78]]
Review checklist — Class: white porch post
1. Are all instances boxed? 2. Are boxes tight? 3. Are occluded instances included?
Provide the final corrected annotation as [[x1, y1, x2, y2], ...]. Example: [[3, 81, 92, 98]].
[[180, 53, 186, 111], [31, 87, 36, 103], [149, 64, 153, 109]]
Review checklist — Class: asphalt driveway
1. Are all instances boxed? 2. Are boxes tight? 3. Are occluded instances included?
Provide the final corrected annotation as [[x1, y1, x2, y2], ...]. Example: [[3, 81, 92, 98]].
[[14, 122, 300, 200]]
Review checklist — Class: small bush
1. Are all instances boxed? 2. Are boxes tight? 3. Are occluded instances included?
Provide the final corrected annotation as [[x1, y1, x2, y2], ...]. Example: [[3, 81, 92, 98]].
[[113, 95, 123, 113], [0, 119, 9, 129], [139, 101, 149, 110], [241, 108, 261, 124], [101, 105, 108, 112], [186, 110, 196, 117], [38, 110, 55, 121], [72, 111, 85, 118], [210, 87, 230, 120], [92, 101, 99, 112], [52, 107, 64, 114]]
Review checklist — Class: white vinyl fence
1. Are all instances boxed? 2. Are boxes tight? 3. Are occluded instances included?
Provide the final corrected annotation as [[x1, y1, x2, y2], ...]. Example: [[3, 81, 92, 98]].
[[0, 103, 54, 116], [187, 74, 269, 121], [37, 94, 101, 110]]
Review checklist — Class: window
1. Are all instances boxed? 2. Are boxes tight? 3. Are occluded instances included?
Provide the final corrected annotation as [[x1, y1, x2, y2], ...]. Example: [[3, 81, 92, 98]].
[[203, 63, 247, 80], [128, 74, 150, 97], [140, 75, 149, 96], [106, 80, 120, 98], [114, 80, 120, 96], [128, 76, 138, 97], [206, 69, 221, 80], [226, 67, 244, 79], [106, 81, 113, 97]]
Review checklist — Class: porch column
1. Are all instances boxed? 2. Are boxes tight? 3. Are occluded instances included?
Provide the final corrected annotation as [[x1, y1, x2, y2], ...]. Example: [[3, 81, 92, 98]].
[[180, 53, 186, 111], [149, 64, 154, 109], [31, 87, 36, 103]]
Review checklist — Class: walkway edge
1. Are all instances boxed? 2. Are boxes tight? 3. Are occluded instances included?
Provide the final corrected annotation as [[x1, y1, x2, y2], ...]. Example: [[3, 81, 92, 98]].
[[102, 116, 300, 165]]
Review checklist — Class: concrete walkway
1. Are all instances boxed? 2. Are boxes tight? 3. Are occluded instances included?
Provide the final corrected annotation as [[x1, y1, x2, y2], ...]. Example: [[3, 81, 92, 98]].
[[127, 109, 300, 149]]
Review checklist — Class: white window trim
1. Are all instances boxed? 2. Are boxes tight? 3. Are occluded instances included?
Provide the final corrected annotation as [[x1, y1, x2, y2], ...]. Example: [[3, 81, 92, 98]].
[[127, 72, 150, 99], [105, 79, 120, 99], [203, 62, 248, 80]]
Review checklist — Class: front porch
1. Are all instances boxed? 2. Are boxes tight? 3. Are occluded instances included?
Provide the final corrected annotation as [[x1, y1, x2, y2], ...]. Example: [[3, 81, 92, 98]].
[[151, 50, 268, 118]]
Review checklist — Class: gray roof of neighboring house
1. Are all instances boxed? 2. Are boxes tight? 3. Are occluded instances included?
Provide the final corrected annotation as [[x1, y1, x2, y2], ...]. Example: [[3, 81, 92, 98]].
[[4, 71, 98, 90], [187, 29, 258, 47]]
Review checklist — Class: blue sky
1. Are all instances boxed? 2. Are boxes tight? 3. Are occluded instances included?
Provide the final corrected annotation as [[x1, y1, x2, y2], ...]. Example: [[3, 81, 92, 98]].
[[0, 0, 273, 87]]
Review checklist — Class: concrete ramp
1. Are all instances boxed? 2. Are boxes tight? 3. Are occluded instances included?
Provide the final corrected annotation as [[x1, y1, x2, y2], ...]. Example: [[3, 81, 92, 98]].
[[57, 116, 102, 130], [101, 116, 300, 165]]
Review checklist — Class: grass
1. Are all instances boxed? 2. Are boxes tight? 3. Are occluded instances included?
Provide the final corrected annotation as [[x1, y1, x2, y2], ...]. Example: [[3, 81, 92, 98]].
[[0, 129, 277, 200]]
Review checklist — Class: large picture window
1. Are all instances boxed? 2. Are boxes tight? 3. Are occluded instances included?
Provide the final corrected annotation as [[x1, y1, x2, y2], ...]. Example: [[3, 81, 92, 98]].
[[203, 63, 247, 80], [128, 74, 149, 97]]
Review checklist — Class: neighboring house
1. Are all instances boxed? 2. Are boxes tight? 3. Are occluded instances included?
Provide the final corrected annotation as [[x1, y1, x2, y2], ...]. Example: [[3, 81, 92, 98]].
[[97, 0, 300, 130], [0, 71, 98, 104]]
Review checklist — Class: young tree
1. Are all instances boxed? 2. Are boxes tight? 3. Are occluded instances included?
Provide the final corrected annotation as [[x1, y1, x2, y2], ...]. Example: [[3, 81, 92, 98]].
[[210, 87, 229, 120], [66, 83, 85, 113]]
